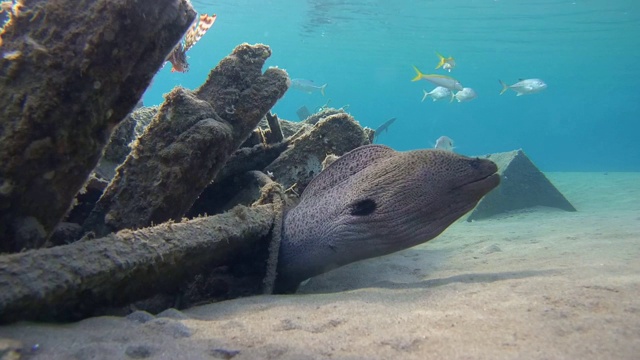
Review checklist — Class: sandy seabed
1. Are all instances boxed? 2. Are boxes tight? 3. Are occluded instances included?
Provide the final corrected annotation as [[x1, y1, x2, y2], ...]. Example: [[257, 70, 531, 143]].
[[1, 172, 639, 360]]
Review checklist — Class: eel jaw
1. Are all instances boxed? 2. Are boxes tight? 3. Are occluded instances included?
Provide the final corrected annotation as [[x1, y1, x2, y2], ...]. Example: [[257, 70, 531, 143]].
[[457, 172, 501, 195]]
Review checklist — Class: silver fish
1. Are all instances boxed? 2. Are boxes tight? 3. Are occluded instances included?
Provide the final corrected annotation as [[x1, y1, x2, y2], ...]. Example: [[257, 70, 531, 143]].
[[291, 79, 327, 96], [453, 87, 477, 102], [422, 86, 452, 102], [434, 136, 454, 152], [499, 78, 547, 96], [373, 117, 397, 141]]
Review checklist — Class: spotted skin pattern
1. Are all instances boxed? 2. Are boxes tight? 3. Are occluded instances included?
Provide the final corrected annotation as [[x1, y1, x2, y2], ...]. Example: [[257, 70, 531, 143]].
[[274, 145, 500, 293]]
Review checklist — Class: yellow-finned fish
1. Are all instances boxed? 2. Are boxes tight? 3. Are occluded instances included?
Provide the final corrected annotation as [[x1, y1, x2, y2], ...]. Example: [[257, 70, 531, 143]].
[[435, 52, 456, 72], [411, 66, 463, 91]]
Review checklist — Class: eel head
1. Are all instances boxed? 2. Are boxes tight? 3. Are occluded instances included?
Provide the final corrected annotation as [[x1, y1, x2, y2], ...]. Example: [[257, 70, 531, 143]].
[[274, 145, 499, 293]]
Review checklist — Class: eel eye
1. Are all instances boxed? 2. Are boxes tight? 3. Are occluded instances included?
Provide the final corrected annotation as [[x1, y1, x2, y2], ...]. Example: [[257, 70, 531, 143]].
[[349, 198, 377, 216], [470, 158, 483, 170]]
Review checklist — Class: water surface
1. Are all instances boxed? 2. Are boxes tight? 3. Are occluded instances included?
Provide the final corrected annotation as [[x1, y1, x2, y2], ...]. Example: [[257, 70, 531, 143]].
[[145, 0, 640, 171]]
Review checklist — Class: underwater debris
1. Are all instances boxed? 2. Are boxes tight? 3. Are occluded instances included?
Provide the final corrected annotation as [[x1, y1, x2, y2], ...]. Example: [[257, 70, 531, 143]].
[[83, 43, 289, 236], [0, 338, 24, 360], [0, 1, 11, 13], [264, 111, 371, 192], [303, 106, 345, 125], [2, 49, 20, 59], [187, 142, 290, 217], [100, 101, 147, 166], [264, 112, 284, 144], [0, 203, 276, 323], [0, 0, 22, 19], [23, 34, 46, 53], [0, 0, 197, 252], [1, 1, 29, 47], [166, 13, 216, 72]]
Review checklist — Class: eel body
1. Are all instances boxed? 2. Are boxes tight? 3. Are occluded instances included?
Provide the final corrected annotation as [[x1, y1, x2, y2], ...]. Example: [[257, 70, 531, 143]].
[[274, 144, 499, 293]]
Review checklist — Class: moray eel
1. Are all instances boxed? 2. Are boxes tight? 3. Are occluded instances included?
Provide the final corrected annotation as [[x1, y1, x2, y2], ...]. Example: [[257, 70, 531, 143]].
[[273, 144, 500, 293]]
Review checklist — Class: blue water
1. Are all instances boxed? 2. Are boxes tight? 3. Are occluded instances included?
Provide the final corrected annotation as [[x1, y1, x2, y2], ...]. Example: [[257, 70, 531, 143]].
[[144, 0, 640, 172]]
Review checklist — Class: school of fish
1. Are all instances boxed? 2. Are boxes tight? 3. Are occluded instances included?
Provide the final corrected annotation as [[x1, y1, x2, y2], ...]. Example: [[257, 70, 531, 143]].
[[162, 14, 546, 158], [412, 52, 547, 152], [412, 52, 547, 105]]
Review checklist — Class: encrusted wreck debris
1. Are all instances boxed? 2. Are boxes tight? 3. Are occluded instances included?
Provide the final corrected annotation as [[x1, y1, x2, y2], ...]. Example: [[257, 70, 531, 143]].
[[0, 2, 500, 323], [83, 44, 289, 237], [0, 204, 276, 323], [265, 111, 371, 192], [188, 141, 291, 217], [0, 0, 197, 252], [0, 99, 376, 322], [0, 10, 374, 320]]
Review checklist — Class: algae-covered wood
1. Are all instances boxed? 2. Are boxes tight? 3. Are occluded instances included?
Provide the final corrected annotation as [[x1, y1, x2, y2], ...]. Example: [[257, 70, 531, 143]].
[[0, 0, 196, 251]]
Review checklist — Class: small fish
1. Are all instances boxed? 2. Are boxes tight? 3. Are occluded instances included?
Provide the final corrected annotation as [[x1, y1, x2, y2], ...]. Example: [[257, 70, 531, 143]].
[[434, 136, 454, 152], [435, 52, 456, 72], [499, 78, 547, 96], [166, 14, 217, 73], [296, 105, 312, 121], [453, 87, 477, 102], [291, 79, 327, 96], [373, 117, 397, 141], [422, 86, 453, 102], [412, 66, 463, 91]]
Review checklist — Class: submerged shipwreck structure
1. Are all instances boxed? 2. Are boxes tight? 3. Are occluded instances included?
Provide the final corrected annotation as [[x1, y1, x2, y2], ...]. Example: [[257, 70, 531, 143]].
[[0, 0, 574, 324]]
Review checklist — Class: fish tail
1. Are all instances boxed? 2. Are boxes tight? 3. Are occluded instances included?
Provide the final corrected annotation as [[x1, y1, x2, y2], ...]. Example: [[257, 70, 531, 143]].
[[421, 89, 429, 102], [499, 80, 509, 95], [320, 84, 327, 97], [411, 65, 424, 82], [435, 52, 445, 69]]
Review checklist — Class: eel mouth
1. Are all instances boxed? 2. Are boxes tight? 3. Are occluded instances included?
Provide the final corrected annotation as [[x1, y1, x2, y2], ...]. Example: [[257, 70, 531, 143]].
[[457, 164, 501, 196], [463, 173, 500, 192]]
